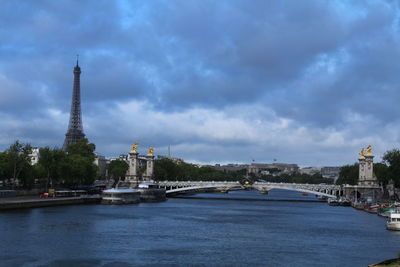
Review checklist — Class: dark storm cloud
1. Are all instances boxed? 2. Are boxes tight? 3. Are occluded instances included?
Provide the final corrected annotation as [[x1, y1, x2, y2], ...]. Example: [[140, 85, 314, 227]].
[[147, 0, 349, 106], [0, 0, 399, 165], [145, 0, 399, 126]]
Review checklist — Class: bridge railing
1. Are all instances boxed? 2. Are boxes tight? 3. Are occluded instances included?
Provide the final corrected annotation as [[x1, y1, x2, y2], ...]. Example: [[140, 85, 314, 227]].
[[156, 180, 339, 189]]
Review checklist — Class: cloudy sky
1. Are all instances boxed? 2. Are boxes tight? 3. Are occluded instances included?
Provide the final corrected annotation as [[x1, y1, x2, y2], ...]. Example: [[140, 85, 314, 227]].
[[1, 0, 400, 166]]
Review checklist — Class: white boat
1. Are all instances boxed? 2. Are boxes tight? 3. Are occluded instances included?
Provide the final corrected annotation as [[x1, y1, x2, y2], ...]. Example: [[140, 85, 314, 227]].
[[386, 209, 400, 231], [101, 188, 140, 204]]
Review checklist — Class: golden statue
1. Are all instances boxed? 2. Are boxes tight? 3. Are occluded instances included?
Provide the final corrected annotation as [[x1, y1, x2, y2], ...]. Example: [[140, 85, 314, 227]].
[[148, 147, 154, 156], [365, 145, 373, 156], [359, 149, 365, 159], [130, 143, 138, 153]]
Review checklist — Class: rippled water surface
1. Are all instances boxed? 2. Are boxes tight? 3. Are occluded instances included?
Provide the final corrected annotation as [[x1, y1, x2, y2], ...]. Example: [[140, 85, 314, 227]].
[[1, 190, 399, 266]]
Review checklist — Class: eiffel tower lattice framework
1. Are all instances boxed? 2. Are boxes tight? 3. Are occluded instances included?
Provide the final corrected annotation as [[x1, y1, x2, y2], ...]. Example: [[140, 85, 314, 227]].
[[63, 59, 85, 151]]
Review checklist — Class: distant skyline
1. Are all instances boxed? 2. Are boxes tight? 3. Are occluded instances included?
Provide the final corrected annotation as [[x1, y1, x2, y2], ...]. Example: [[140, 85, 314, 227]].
[[1, 0, 400, 166]]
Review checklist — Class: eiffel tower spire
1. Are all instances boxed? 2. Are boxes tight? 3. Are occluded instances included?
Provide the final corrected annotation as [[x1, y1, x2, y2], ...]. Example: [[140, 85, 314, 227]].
[[63, 58, 85, 151]]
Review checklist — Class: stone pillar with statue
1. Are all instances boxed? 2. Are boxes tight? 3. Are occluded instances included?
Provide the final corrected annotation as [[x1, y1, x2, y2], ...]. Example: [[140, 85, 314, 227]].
[[344, 145, 382, 203], [143, 147, 155, 182], [126, 143, 139, 183], [358, 149, 366, 184], [358, 145, 378, 186]]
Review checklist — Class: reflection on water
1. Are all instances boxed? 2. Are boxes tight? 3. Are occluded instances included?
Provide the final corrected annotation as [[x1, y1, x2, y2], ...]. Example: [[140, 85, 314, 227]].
[[0, 190, 399, 266]]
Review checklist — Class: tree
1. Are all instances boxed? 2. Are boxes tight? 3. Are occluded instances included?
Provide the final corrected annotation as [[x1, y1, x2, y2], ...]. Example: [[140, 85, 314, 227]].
[[67, 138, 96, 161], [374, 162, 389, 185], [383, 149, 400, 187], [67, 154, 97, 186], [336, 164, 358, 185], [38, 147, 67, 189], [32, 164, 46, 182], [6, 141, 32, 187], [108, 160, 129, 181], [0, 152, 8, 182], [155, 159, 254, 182], [63, 138, 98, 186], [261, 172, 334, 184], [154, 159, 182, 180], [18, 163, 34, 189]]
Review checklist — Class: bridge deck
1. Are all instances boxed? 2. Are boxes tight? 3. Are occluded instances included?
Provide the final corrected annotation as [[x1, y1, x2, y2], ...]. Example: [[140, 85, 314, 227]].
[[157, 181, 340, 198]]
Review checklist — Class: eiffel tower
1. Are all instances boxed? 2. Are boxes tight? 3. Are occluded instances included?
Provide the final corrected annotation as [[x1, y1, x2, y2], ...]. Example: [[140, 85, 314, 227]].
[[63, 58, 85, 151]]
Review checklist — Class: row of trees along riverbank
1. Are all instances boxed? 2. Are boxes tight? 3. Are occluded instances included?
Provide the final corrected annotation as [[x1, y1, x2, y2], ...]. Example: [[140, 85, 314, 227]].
[[107, 158, 335, 184], [152, 158, 334, 184], [0, 139, 98, 189]]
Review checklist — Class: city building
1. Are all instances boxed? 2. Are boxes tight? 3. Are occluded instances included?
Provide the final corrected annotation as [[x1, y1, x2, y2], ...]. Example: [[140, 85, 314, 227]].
[[248, 163, 299, 176], [210, 164, 248, 172], [29, 147, 40, 165], [321, 166, 341, 180], [299, 167, 322, 176], [94, 153, 107, 179]]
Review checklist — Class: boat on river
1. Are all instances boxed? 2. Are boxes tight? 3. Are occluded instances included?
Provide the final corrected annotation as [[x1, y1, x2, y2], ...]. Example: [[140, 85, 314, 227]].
[[365, 203, 380, 214], [328, 197, 351, 206], [137, 182, 166, 202], [101, 188, 140, 204], [378, 204, 397, 218], [387, 209, 400, 231], [328, 198, 339, 206], [338, 198, 351, 206]]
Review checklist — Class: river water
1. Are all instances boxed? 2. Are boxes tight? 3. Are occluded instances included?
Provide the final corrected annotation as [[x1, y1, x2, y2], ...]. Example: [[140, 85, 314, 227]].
[[1, 190, 399, 267]]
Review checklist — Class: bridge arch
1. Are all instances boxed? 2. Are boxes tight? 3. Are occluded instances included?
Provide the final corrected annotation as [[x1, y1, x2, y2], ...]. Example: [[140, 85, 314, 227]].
[[163, 183, 338, 198], [252, 187, 337, 198]]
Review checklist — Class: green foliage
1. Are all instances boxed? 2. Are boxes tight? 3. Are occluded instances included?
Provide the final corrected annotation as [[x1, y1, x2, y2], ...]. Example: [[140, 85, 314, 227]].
[[63, 138, 97, 186], [154, 159, 246, 181], [262, 173, 334, 184], [336, 164, 358, 185], [0, 152, 8, 181], [108, 159, 129, 180], [383, 149, 400, 187], [374, 162, 389, 185], [33, 164, 46, 180], [6, 140, 32, 184], [62, 154, 97, 186], [18, 163, 34, 189], [67, 138, 96, 161], [38, 147, 67, 188], [0, 139, 97, 189]]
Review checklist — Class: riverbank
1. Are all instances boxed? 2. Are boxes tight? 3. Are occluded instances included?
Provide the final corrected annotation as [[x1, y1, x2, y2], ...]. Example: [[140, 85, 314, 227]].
[[369, 258, 400, 266], [0, 196, 101, 211]]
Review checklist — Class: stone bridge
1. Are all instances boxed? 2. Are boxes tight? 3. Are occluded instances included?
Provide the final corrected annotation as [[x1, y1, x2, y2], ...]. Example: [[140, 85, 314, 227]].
[[156, 181, 341, 198]]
